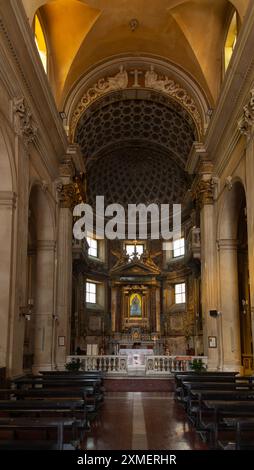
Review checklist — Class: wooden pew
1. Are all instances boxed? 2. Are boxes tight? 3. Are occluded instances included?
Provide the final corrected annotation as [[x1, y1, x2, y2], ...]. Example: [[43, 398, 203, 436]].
[[179, 380, 253, 405], [201, 400, 254, 448], [186, 388, 254, 427], [0, 417, 77, 450], [175, 375, 253, 402], [219, 417, 254, 450]]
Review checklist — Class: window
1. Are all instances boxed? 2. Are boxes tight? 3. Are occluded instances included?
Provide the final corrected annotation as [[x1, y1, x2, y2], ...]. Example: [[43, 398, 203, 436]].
[[86, 282, 96, 304], [34, 14, 47, 73], [224, 11, 238, 72], [173, 238, 185, 258], [126, 244, 144, 259], [87, 237, 98, 258], [175, 283, 186, 304]]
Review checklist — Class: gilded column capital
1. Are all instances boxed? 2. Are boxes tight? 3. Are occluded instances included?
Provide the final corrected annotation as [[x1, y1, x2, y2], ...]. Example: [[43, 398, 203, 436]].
[[193, 178, 215, 208], [191, 158, 215, 208], [56, 181, 76, 209]]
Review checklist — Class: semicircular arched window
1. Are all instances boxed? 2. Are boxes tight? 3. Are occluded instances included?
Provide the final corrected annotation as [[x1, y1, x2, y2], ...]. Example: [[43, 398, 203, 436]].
[[224, 11, 238, 73], [34, 14, 48, 74]]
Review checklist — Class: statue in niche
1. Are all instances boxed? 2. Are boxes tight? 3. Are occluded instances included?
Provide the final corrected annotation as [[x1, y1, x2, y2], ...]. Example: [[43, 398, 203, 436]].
[[130, 293, 142, 317]]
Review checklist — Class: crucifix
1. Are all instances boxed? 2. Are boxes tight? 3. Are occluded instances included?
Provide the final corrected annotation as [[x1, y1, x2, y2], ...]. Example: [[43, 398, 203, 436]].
[[130, 69, 143, 88]]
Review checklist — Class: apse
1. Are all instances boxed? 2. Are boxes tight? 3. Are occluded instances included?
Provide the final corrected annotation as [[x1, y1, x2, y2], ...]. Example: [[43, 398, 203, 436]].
[[75, 90, 196, 209]]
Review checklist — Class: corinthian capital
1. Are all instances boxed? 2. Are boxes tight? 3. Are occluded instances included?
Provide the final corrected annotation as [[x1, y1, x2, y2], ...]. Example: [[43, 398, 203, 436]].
[[238, 89, 254, 137], [193, 178, 215, 208], [13, 97, 37, 144], [56, 181, 75, 209]]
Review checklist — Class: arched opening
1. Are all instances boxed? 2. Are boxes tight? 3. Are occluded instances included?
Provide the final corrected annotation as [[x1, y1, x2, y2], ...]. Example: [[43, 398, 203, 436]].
[[224, 10, 238, 73], [24, 184, 55, 373], [34, 13, 48, 73], [218, 181, 252, 372], [237, 197, 253, 373]]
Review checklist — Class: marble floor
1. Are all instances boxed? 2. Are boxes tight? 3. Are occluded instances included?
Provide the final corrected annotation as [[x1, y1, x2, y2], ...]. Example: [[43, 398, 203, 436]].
[[83, 392, 208, 450]]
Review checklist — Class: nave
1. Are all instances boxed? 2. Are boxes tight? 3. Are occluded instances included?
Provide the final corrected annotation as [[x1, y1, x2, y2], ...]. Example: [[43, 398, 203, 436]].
[[83, 392, 207, 451]]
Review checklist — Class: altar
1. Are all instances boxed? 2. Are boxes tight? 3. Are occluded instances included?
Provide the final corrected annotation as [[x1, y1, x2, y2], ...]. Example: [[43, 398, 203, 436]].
[[119, 348, 154, 366]]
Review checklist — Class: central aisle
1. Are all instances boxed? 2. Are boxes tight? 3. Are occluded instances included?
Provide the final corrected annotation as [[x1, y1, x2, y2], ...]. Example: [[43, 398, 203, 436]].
[[83, 392, 208, 450]]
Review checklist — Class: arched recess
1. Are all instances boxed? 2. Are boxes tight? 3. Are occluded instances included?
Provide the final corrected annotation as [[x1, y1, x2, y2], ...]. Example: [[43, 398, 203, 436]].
[[218, 180, 252, 372], [0, 123, 16, 371], [25, 183, 56, 372]]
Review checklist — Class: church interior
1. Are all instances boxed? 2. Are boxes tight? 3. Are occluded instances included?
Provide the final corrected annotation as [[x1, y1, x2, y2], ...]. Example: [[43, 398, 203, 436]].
[[0, 0, 254, 452]]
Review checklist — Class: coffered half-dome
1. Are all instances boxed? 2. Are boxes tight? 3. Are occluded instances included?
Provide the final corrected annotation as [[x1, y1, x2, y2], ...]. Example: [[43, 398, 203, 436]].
[[75, 89, 195, 208]]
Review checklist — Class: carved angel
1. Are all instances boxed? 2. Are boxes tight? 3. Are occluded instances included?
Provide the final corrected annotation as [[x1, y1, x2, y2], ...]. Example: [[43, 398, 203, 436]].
[[107, 66, 128, 90], [145, 66, 172, 92]]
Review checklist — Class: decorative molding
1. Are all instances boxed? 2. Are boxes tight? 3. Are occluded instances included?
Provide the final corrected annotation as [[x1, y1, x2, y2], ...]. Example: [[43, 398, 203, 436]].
[[186, 142, 207, 174], [13, 97, 37, 144], [59, 158, 75, 178], [36, 240, 56, 251], [238, 88, 254, 137], [69, 65, 203, 140], [129, 19, 139, 32], [217, 239, 238, 250], [0, 191, 17, 208], [225, 176, 233, 191]]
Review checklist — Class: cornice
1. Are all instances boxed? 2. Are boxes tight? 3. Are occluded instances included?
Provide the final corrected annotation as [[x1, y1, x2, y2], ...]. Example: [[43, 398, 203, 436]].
[[0, 1, 68, 176]]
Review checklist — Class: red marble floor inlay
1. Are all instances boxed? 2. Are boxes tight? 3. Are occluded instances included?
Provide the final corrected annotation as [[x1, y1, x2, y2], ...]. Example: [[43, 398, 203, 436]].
[[82, 392, 208, 451]]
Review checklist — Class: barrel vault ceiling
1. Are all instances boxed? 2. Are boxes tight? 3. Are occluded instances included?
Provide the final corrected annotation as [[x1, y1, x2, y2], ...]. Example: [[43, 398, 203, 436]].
[[22, 0, 250, 107]]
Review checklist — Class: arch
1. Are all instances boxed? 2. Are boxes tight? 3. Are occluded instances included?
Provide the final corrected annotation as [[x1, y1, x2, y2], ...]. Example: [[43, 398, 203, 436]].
[[217, 180, 249, 371], [63, 56, 210, 142], [25, 182, 56, 373]]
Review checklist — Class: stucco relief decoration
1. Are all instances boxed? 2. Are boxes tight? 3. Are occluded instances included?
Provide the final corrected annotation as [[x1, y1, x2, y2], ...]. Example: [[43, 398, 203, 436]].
[[238, 88, 254, 136], [13, 97, 37, 144], [70, 66, 202, 139]]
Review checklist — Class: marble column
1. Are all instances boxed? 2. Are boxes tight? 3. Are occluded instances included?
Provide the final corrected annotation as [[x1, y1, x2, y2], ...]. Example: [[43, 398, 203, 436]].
[[0, 192, 16, 369], [33, 240, 56, 372], [55, 207, 73, 368], [218, 239, 241, 370], [55, 159, 75, 370], [196, 159, 219, 370]]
